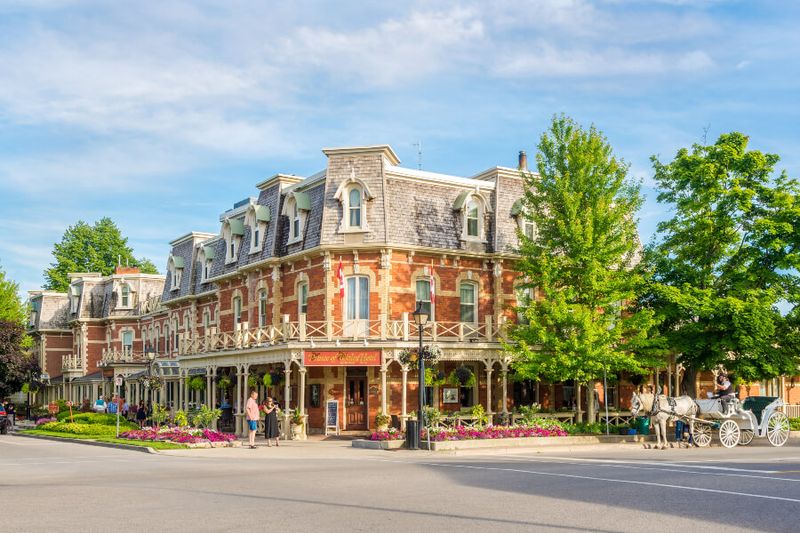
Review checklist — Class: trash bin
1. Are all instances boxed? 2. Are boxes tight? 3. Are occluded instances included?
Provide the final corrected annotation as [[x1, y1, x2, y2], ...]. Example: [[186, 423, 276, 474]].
[[636, 416, 650, 436], [406, 420, 419, 450]]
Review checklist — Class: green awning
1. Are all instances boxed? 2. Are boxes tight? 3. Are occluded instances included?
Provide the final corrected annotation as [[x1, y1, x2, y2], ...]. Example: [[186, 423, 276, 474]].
[[202, 245, 216, 259], [254, 205, 271, 222], [453, 190, 469, 210], [510, 198, 524, 216], [170, 255, 185, 268], [293, 191, 311, 211], [228, 218, 245, 236]]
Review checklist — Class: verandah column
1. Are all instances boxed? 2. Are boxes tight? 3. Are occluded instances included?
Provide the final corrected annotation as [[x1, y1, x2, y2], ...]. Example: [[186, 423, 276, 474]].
[[501, 365, 509, 415], [298, 367, 307, 439], [283, 361, 292, 438], [400, 366, 408, 430], [380, 363, 388, 415], [484, 365, 494, 418]]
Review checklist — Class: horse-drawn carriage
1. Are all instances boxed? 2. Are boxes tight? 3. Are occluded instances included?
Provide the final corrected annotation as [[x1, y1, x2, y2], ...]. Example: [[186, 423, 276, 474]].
[[631, 392, 791, 449], [690, 396, 790, 448]]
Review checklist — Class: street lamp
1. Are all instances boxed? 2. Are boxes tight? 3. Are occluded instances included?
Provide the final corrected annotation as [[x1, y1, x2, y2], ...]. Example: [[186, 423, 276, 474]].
[[145, 345, 156, 415], [412, 301, 430, 450]]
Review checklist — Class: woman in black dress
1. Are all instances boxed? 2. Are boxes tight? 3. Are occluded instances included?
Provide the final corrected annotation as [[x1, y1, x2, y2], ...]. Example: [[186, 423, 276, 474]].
[[135, 400, 147, 427], [262, 397, 280, 446]]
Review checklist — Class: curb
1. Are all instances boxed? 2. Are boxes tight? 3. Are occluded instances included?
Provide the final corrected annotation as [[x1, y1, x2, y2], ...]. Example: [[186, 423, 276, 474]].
[[11, 432, 159, 454]]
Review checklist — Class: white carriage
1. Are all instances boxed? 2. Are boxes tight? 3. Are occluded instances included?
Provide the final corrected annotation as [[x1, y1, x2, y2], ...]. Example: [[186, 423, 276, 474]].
[[690, 396, 790, 448]]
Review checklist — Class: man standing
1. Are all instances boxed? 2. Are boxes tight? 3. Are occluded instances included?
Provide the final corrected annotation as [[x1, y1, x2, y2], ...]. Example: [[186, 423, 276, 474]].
[[246, 390, 259, 449]]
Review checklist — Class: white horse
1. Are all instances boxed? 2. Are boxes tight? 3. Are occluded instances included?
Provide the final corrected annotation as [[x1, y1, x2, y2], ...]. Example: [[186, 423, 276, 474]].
[[630, 392, 699, 450]]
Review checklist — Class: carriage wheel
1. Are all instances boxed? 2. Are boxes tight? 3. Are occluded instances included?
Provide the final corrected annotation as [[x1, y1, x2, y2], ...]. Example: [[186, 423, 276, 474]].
[[692, 423, 712, 447], [767, 412, 790, 447], [718, 419, 740, 448], [738, 430, 754, 446]]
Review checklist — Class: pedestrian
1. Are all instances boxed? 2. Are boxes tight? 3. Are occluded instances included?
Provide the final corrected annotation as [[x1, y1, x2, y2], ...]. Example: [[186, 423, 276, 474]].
[[6, 401, 15, 426], [136, 400, 147, 427], [245, 390, 259, 449], [122, 398, 129, 419], [94, 396, 107, 413], [261, 397, 280, 447]]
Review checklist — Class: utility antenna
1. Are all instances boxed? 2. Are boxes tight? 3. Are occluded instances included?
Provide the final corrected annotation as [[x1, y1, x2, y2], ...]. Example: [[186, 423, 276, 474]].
[[412, 141, 423, 170]]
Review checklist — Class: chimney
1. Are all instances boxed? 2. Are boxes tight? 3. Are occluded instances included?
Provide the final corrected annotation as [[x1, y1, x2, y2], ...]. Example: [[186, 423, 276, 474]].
[[518, 150, 528, 171], [115, 265, 140, 275]]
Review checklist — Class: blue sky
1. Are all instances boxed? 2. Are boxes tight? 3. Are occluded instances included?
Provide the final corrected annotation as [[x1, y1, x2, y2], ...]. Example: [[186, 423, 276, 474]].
[[1, 0, 798, 295]]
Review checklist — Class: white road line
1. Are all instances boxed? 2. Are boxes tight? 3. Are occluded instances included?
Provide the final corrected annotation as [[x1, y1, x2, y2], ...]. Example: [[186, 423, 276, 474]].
[[489, 455, 800, 483], [528, 456, 781, 473], [371, 458, 800, 504]]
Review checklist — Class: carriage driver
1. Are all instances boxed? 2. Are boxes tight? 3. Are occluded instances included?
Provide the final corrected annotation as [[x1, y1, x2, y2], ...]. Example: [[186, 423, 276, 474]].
[[715, 374, 736, 414]]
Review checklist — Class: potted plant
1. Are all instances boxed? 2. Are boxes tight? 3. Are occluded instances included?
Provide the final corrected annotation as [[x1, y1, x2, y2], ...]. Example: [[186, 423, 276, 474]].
[[188, 376, 206, 391], [262, 373, 273, 388], [291, 410, 304, 439], [447, 366, 476, 388], [247, 375, 259, 389], [217, 375, 232, 390], [375, 410, 391, 432]]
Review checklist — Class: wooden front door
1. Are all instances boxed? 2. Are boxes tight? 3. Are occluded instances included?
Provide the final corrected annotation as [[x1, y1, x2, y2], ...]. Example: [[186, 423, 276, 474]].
[[346, 376, 367, 430]]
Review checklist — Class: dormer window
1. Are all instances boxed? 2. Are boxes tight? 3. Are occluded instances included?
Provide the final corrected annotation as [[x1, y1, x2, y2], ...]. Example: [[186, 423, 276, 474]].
[[454, 191, 490, 242], [246, 205, 270, 254], [69, 284, 81, 314], [223, 218, 245, 263], [120, 284, 131, 307], [199, 244, 215, 283], [168, 255, 184, 291], [29, 300, 40, 327], [334, 176, 374, 233], [282, 191, 311, 245], [511, 198, 537, 242]]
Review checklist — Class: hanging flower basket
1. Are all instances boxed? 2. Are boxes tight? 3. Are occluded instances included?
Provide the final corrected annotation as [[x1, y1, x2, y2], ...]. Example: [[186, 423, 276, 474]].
[[187, 376, 206, 391], [262, 373, 273, 388], [247, 375, 259, 389], [270, 370, 284, 386], [447, 366, 476, 388], [217, 376, 232, 390], [142, 376, 164, 390], [399, 345, 442, 367]]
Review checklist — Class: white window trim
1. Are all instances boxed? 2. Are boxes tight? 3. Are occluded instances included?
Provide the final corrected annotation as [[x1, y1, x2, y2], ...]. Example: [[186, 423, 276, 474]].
[[118, 284, 133, 309], [232, 296, 242, 329], [415, 278, 435, 322], [345, 275, 370, 321], [459, 193, 490, 243], [459, 281, 478, 324], [249, 220, 266, 254], [334, 177, 374, 234], [285, 198, 308, 245], [297, 281, 308, 316], [258, 289, 268, 327], [222, 220, 243, 264]]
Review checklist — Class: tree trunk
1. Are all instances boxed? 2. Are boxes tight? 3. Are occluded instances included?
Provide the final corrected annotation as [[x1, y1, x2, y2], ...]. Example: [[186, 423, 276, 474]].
[[586, 380, 596, 424], [576, 383, 583, 423]]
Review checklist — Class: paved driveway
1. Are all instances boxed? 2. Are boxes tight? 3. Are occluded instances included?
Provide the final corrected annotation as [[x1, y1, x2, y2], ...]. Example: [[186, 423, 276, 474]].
[[2, 435, 798, 532]]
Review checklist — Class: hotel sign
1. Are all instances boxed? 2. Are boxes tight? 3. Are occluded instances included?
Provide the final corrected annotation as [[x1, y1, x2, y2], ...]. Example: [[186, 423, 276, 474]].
[[304, 350, 381, 367]]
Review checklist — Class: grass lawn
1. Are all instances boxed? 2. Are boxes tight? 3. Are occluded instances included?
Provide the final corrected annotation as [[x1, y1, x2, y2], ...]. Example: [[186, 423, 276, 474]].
[[20, 429, 188, 450]]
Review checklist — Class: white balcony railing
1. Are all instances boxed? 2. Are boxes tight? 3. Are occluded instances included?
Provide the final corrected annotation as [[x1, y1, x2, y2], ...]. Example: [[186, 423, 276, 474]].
[[178, 313, 510, 356], [62, 354, 83, 371]]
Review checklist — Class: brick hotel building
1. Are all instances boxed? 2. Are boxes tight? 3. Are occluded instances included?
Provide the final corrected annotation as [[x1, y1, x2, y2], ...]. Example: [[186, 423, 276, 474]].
[[26, 145, 799, 436]]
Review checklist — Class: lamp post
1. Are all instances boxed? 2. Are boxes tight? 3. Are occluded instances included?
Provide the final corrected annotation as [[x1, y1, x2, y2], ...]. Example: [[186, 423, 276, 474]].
[[145, 345, 155, 420], [412, 301, 429, 450]]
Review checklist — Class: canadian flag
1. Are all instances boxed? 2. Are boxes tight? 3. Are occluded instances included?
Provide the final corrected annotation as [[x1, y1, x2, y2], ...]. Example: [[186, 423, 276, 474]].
[[337, 258, 345, 299], [429, 265, 436, 304]]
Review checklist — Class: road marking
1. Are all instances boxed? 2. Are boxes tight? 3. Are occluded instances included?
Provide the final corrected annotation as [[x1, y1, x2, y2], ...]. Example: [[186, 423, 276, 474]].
[[490, 455, 800, 483], [368, 458, 800, 504], [532, 456, 782, 473]]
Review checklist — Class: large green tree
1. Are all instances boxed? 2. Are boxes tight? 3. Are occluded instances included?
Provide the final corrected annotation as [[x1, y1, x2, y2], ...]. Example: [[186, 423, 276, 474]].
[[508, 115, 658, 422], [44, 217, 159, 292], [0, 319, 39, 399], [0, 262, 26, 325], [646, 132, 800, 391]]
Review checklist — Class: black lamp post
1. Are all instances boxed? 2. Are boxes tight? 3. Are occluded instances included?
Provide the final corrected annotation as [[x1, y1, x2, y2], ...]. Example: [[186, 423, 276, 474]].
[[412, 301, 430, 450], [145, 345, 155, 415]]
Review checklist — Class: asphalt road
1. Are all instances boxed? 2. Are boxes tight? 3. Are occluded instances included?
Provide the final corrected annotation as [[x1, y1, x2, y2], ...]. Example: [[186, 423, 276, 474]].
[[2, 435, 799, 532]]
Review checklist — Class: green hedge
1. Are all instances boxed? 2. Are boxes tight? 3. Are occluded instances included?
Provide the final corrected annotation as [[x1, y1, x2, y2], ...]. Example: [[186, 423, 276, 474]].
[[37, 422, 122, 436], [790, 417, 800, 431], [53, 412, 137, 430]]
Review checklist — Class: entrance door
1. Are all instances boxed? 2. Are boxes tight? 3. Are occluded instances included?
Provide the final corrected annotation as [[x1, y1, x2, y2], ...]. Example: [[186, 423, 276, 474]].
[[346, 376, 367, 430]]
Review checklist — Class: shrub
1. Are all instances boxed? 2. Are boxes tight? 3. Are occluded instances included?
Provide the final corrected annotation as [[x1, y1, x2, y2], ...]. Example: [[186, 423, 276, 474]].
[[790, 417, 800, 431], [191, 404, 221, 429], [174, 409, 189, 427], [375, 411, 391, 427], [53, 412, 137, 429], [37, 421, 120, 436]]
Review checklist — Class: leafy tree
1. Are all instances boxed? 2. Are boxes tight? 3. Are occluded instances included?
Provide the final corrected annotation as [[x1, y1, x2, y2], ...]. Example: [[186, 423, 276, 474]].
[[508, 115, 658, 422], [44, 218, 159, 292], [0, 263, 26, 325], [0, 320, 40, 398], [646, 132, 800, 391]]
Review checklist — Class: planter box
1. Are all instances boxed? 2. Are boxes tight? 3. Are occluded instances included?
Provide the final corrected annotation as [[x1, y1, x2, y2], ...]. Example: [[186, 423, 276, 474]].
[[419, 434, 653, 451], [352, 439, 405, 450]]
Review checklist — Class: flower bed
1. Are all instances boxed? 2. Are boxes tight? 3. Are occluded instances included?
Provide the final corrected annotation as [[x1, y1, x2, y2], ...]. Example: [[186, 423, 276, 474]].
[[370, 428, 405, 441], [422, 424, 568, 441], [119, 427, 238, 446], [36, 417, 56, 426]]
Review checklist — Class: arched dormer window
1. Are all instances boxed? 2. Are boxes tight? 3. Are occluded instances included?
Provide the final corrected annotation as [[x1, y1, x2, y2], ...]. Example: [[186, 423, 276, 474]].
[[198, 244, 215, 283], [222, 218, 244, 263], [511, 198, 537, 242], [118, 283, 132, 308], [246, 205, 270, 254], [334, 175, 374, 233], [281, 191, 311, 245], [454, 190, 491, 243], [168, 255, 184, 291]]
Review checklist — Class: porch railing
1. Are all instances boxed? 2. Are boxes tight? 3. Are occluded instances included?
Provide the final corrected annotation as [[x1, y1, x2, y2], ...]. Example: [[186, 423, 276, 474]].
[[178, 313, 511, 355], [61, 354, 83, 371]]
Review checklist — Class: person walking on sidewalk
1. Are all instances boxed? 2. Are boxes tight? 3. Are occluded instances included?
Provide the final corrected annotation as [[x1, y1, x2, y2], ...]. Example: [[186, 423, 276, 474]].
[[246, 390, 260, 449], [261, 397, 280, 447]]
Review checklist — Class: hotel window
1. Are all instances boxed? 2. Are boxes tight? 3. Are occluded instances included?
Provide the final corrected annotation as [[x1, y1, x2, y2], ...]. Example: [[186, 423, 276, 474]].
[[203, 310, 211, 330], [121, 284, 130, 307], [415, 279, 433, 320], [173, 319, 179, 352], [233, 296, 242, 329], [466, 199, 479, 237], [292, 202, 301, 240], [459, 282, 477, 323], [523, 219, 537, 240], [248, 205, 270, 253], [258, 289, 268, 327], [154, 326, 160, 354], [122, 330, 133, 355], [297, 282, 308, 315], [224, 218, 244, 263], [346, 276, 369, 321], [348, 187, 362, 228]]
